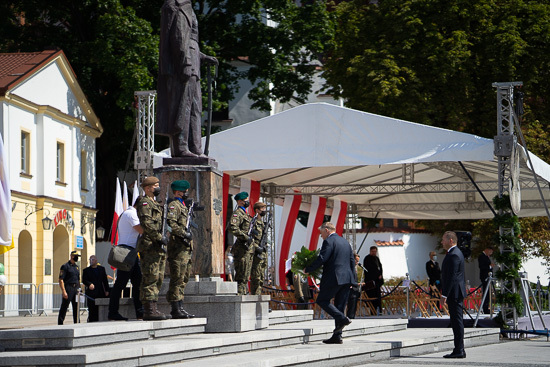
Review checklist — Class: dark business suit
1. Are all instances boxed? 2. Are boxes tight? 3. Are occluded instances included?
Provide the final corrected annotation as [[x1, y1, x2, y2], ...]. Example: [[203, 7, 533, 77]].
[[478, 252, 492, 313], [82, 265, 110, 322], [305, 233, 356, 338], [426, 259, 442, 297], [441, 246, 465, 354]]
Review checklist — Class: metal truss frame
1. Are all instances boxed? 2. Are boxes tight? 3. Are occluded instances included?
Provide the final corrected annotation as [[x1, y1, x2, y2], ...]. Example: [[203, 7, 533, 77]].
[[493, 81, 523, 329], [134, 91, 157, 183]]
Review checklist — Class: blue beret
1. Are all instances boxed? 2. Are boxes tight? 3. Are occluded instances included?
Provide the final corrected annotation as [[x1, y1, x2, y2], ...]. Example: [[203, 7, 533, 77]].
[[235, 192, 249, 201], [171, 180, 190, 192]]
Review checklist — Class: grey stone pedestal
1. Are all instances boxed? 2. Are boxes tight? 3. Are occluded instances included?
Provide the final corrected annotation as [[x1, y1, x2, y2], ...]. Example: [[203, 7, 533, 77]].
[[96, 298, 136, 321], [158, 277, 269, 333]]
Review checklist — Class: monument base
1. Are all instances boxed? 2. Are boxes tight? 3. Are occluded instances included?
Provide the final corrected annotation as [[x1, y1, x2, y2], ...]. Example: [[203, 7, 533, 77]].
[[96, 298, 136, 321], [163, 156, 218, 168], [158, 277, 269, 333]]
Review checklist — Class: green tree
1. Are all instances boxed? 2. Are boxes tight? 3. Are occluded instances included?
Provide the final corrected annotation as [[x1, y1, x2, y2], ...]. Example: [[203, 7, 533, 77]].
[[328, 0, 550, 268], [324, 0, 550, 139], [1, 0, 334, 226]]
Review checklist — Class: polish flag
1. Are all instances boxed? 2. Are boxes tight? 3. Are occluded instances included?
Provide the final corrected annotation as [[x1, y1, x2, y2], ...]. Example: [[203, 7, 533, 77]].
[[276, 193, 302, 286], [331, 199, 348, 236], [122, 181, 129, 211], [131, 181, 140, 207], [110, 178, 123, 245], [239, 178, 261, 215], [305, 196, 327, 251]]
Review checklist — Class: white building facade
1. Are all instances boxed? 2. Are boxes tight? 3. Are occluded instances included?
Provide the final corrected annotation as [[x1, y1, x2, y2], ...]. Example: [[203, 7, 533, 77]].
[[0, 50, 103, 303]]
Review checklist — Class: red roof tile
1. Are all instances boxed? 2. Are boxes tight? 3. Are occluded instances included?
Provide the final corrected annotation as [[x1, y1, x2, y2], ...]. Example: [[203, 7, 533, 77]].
[[374, 240, 404, 247], [0, 50, 61, 95]]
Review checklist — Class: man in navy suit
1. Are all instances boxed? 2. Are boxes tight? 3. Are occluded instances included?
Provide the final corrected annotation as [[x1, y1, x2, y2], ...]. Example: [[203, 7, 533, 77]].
[[304, 222, 356, 344], [440, 231, 466, 358]]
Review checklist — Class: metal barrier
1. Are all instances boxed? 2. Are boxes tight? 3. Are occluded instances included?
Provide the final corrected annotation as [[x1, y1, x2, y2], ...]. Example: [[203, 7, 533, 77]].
[[35, 283, 88, 316], [0, 283, 37, 316]]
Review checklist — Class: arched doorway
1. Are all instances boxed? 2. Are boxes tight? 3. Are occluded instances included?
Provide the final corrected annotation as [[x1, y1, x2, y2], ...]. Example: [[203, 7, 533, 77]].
[[17, 230, 34, 315], [18, 231, 33, 283], [53, 225, 70, 281]]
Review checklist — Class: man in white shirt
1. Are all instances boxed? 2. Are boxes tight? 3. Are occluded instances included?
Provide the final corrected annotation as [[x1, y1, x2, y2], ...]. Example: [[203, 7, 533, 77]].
[[108, 200, 144, 320]]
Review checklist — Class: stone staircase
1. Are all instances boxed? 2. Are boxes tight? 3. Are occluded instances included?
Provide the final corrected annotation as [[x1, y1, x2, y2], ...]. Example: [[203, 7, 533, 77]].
[[0, 310, 500, 366]]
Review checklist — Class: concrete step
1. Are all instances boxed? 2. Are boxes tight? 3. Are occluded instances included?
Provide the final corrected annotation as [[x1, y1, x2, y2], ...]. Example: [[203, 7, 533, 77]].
[[0, 318, 207, 351], [0, 318, 408, 366], [167, 327, 501, 367], [268, 309, 314, 325]]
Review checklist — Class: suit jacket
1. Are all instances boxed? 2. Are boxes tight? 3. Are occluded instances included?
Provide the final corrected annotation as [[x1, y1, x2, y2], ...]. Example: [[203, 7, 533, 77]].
[[363, 255, 383, 286], [305, 233, 356, 289], [441, 246, 465, 300], [426, 260, 441, 285], [478, 252, 492, 282], [82, 265, 109, 298]]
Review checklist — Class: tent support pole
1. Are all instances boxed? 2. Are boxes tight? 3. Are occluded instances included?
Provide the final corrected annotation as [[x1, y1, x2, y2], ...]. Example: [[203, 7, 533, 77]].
[[458, 161, 497, 216]]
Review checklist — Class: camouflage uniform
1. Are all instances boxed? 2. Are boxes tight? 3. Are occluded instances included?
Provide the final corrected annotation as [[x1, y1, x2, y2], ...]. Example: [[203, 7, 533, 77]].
[[166, 198, 192, 302], [250, 219, 266, 295], [229, 207, 254, 295], [136, 195, 166, 302]]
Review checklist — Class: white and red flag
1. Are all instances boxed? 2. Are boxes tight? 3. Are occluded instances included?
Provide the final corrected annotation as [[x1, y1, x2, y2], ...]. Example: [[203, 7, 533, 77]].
[[276, 193, 302, 286], [110, 178, 123, 245], [131, 181, 140, 207], [331, 199, 348, 236], [305, 196, 327, 252], [122, 181, 129, 211], [239, 178, 261, 215]]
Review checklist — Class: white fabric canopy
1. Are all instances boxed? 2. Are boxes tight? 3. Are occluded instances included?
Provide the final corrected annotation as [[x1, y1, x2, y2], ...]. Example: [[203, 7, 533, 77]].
[[206, 103, 550, 219]]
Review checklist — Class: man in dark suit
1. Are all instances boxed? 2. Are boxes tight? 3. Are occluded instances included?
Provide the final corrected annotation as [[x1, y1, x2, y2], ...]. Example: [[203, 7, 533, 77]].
[[478, 246, 494, 314], [304, 222, 356, 344], [82, 255, 110, 322], [363, 246, 383, 313], [426, 251, 442, 296], [440, 231, 466, 358]]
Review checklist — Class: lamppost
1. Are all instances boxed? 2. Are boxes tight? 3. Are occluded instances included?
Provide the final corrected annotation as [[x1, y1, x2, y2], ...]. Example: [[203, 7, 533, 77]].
[[24, 206, 53, 230]]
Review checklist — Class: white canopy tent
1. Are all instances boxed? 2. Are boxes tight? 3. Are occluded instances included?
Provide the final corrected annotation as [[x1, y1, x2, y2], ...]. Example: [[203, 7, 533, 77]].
[[206, 103, 550, 220]]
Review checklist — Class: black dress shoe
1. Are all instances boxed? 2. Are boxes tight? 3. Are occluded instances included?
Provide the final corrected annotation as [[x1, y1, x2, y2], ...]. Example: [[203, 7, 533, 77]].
[[334, 317, 352, 333], [108, 313, 128, 321], [323, 336, 343, 344], [443, 351, 466, 358]]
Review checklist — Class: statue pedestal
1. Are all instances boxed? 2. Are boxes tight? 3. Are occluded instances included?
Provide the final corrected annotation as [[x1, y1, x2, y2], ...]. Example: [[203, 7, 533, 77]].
[[156, 162, 269, 332], [157, 162, 224, 276], [158, 277, 269, 333]]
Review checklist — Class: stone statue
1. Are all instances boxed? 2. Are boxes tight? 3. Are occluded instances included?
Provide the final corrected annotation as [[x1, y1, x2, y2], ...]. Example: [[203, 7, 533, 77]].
[[157, 0, 218, 158]]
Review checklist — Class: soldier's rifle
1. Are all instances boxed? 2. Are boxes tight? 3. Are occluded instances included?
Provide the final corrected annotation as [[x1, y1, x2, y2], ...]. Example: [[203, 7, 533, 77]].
[[255, 212, 271, 258], [246, 214, 258, 247], [185, 199, 205, 233], [160, 183, 170, 253]]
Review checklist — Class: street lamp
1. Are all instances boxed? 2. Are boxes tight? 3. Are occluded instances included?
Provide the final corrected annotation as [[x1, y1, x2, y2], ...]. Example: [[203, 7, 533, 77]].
[[24, 206, 53, 230], [81, 215, 95, 235], [96, 225, 106, 240]]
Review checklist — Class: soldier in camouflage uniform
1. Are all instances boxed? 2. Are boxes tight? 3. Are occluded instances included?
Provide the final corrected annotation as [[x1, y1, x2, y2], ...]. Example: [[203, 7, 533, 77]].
[[250, 202, 268, 295], [136, 176, 169, 320], [166, 180, 195, 319], [229, 191, 254, 295]]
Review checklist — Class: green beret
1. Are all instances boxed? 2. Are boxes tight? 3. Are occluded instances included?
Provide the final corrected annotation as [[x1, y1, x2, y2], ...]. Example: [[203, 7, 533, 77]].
[[141, 176, 159, 187], [171, 180, 190, 192], [235, 192, 249, 201]]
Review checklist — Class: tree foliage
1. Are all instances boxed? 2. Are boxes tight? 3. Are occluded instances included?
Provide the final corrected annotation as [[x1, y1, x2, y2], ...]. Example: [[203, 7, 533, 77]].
[[324, 0, 550, 139], [1, 0, 333, 225], [328, 0, 550, 266]]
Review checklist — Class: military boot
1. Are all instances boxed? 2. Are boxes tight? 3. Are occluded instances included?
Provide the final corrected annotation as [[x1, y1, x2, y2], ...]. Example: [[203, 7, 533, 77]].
[[143, 301, 166, 321], [170, 301, 186, 319], [178, 300, 195, 319]]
